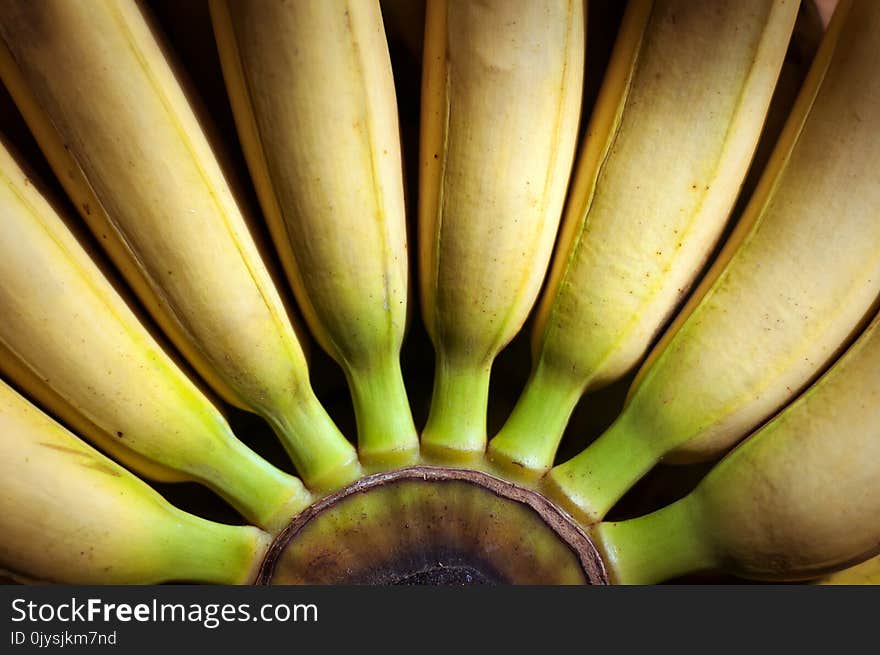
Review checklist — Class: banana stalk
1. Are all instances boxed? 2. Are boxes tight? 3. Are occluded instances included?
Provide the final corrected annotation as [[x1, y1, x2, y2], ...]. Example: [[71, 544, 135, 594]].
[[419, 0, 585, 462], [210, 0, 418, 469], [488, 0, 798, 473], [546, 0, 880, 523], [0, 137, 310, 533], [595, 308, 880, 584], [0, 378, 269, 585], [0, 0, 360, 493]]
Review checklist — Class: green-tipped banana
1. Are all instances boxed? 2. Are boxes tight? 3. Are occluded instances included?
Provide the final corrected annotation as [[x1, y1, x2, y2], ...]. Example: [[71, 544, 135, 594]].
[[546, 0, 880, 523], [488, 0, 798, 473], [210, 0, 417, 470], [0, 0, 360, 493], [594, 308, 880, 584], [418, 0, 585, 463], [0, 137, 310, 533], [0, 377, 269, 585]]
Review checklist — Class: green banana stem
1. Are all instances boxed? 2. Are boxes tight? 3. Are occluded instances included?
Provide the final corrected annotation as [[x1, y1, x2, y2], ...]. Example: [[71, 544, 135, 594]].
[[346, 355, 419, 469], [158, 510, 271, 585], [202, 438, 312, 534], [488, 361, 585, 472], [420, 354, 491, 463], [266, 391, 361, 495], [594, 496, 717, 585], [543, 413, 668, 524]]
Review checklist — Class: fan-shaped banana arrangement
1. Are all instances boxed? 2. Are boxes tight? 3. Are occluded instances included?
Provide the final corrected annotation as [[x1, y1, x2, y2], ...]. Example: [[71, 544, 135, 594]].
[[0, 0, 877, 586]]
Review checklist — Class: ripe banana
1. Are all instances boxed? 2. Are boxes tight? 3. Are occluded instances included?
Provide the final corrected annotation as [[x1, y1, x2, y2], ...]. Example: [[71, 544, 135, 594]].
[[546, 0, 880, 523], [210, 0, 418, 469], [0, 0, 360, 493], [814, 555, 880, 585], [0, 137, 311, 533], [0, 377, 269, 585], [419, 0, 585, 462], [488, 0, 798, 474], [594, 308, 880, 584]]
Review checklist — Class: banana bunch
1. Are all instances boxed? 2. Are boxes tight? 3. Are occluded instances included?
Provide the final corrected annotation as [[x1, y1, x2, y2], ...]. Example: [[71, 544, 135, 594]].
[[0, 0, 878, 587]]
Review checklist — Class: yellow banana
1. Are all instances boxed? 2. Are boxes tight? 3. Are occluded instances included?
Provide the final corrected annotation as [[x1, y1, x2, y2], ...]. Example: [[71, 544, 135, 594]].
[[814, 555, 880, 585], [0, 137, 310, 533], [210, 0, 418, 469], [0, 0, 360, 493], [418, 0, 585, 463], [595, 308, 880, 584], [0, 377, 269, 585], [488, 0, 798, 474], [546, 0, 880, 523]]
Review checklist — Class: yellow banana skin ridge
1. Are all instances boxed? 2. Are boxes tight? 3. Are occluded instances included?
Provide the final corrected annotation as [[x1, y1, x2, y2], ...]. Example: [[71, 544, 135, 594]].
[[0, 0, 361, 493]]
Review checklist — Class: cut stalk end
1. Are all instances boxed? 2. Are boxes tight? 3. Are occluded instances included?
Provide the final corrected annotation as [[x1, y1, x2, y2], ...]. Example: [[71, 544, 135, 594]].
[[256, 466, 608, 585]]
